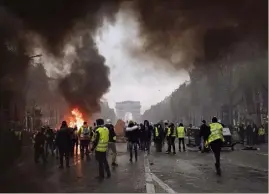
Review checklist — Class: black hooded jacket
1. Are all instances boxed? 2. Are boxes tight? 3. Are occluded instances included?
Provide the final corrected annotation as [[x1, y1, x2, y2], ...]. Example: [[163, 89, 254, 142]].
[[199, 123, 210, 140], [143, 120, 153, 141], [126, 123, 139, 143], [56, 126, 72, 151]]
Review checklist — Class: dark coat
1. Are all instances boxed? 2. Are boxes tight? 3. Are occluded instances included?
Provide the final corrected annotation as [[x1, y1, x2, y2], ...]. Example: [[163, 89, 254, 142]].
[[56, 127, 72, 151], [199, 123, 211, 140], [105, 124, 116, 143], [143, 124, 153, 141], [34, 132, 46, 149], [126, 123, 140, 143], [45, 128, 55, 142]]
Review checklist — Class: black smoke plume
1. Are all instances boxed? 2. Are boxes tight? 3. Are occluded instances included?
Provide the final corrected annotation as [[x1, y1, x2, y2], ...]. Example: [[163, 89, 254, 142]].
[[1, 0, 267, 116], [0, 8, 29, 91], [59, 34, 110, 115], [2, 0, 121, 55], [134, 0, 268, 67], [1, 0, 120, 115], [2, 0, 267, 63]]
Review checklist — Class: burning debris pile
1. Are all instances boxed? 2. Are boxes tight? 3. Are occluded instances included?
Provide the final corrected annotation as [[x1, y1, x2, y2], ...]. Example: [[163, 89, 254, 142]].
[[58, 34, 110, 116], [66, 108, 85, 129]]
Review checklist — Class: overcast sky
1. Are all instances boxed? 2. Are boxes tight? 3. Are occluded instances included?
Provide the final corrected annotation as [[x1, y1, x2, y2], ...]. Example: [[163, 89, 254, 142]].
[[95, 10, 190, 113]]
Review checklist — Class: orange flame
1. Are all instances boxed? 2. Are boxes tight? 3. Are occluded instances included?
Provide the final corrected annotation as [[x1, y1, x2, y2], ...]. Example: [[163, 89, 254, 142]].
[[68, 108, 85, 129]]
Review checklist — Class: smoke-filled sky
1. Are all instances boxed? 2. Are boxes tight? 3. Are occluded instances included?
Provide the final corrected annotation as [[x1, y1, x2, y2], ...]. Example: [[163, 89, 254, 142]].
[[1, 0, 267, 116], [95, 10, 189, 113]]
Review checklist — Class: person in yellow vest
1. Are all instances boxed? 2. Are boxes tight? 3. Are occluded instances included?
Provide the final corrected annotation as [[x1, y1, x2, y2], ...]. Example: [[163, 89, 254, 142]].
[[170, 123, 177, 154], [14, 130, 22, 144], [165, 122, 176, 154], [78, 121, 90, 159], [154, 124, 162, 152], [91, 119, 111, 180], [164, 121, 170, 154], [258, 125, 265, 144], [176, 123, 186, 152], [14, 130, 22, 141], [205, 116, 224, 176]]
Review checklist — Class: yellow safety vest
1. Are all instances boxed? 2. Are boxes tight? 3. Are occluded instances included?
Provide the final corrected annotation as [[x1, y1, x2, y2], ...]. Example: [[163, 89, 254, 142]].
[[177, 127, 185, 138], [167, 127, 171, 136], [155, 127, 159, 137], [79, 125, 90, 139], [258, 128, 265, 136], [96, 127, 109, 152], [208, 123, 224, 144], [15, 131, 22, 141], [204, 140, 209, 148]]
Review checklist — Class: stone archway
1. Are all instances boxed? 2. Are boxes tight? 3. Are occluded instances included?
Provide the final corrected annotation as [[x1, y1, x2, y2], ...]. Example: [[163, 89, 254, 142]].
[[124, 112, 133, 121], [115, 101, 141, 122]]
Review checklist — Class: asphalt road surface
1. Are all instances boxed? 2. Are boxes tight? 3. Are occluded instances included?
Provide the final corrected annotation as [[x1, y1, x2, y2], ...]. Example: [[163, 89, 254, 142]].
[[0, 143, 268, 193]]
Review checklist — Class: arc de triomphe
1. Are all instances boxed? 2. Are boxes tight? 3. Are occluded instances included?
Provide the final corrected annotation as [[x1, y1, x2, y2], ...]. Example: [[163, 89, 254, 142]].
[[115, 101, 141, 122]]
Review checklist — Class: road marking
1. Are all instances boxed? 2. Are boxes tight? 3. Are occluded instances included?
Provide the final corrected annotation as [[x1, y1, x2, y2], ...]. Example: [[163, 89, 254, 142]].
[[144, 153, 155, 193], [151, 173, 177, 194]]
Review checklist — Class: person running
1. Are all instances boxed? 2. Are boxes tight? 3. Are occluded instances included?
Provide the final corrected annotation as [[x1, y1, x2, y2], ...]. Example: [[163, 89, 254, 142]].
[[205, 117, 224, 176]]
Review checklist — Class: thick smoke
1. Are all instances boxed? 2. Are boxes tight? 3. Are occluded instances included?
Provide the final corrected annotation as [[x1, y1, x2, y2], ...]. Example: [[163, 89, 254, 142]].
[[59, 34, 110, 116], [1, 0, 120, 115], [1, 0, 267, 116], [2, 0, 267, 63], [2, 0, 121, 55], [133, 0, 268, 67], [0, 8, 29, 91]]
